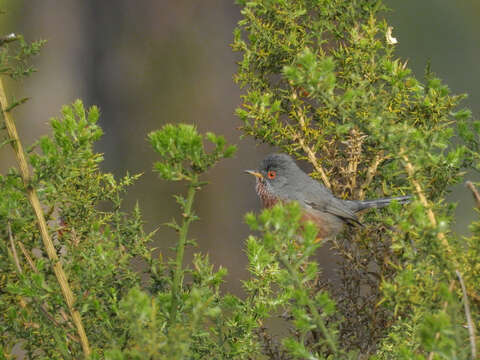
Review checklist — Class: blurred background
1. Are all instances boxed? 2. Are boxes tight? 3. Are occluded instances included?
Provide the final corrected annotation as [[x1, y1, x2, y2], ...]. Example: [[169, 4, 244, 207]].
[[0, 0, 479, 296]]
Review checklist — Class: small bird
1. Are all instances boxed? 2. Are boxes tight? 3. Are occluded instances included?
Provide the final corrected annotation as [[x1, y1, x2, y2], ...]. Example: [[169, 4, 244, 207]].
[[245, 153, 410, 239]]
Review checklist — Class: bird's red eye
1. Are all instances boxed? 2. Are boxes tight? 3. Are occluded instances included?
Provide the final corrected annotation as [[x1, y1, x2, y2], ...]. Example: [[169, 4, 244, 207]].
[[267, 170, 276, 179]]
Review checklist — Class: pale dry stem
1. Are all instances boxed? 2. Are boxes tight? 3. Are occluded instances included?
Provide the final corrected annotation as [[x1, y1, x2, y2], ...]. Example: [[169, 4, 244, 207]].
[[466, 181, 480, 209], [298, 135, 331, 188], [292, 101, 331, 189], [358, 153, 389, 199], [0, 77, 90, 355], [17, 241, 37, 272]]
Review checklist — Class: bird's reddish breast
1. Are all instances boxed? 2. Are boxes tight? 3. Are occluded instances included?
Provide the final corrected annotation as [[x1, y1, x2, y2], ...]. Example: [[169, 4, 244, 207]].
[[255, 179, 278, 208]]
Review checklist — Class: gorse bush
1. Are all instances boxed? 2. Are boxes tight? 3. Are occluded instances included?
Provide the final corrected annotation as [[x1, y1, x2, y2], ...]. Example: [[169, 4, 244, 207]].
[[0, 1, 479, 359], [233, 0, 480, 358]]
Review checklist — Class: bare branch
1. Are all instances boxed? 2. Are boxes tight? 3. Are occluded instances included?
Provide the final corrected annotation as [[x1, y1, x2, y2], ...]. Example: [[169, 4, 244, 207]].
[[297, 134, 331, 189], [466, 181, 480, 209]]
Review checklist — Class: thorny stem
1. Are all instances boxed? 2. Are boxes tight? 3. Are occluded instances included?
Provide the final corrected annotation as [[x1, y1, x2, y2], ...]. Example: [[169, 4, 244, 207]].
[[278, 255, 340, 357], [0, 77, 91, 356], [169, 177, 198, 325]]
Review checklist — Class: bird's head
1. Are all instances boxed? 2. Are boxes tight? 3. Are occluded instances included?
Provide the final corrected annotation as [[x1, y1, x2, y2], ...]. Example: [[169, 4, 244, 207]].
[[245, 153, 299, 200]]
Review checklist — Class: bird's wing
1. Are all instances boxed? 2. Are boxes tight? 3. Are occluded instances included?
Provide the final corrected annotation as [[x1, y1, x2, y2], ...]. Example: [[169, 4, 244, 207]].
[[306, 199, 363, 226], [284, 174, 363, 226], [301, 184, 363, 226]]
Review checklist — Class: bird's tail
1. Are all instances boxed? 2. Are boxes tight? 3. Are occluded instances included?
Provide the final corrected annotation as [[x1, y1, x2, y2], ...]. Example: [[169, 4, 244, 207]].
[[346, 196, 411, 213]]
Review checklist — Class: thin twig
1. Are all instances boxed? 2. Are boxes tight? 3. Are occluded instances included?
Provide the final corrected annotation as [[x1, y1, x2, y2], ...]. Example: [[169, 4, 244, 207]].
[[0, 76, 90, 355], [59, 308, 71, 324], [12, 236, 79, 343], [456, 270, 477, 360], [18, 241, 77, 334], [8, 223, 22, 274], [291, 98, 331, 189], [17, 241, 38, 272], [463, 182, 480, 301], [298, 135, 331, 188], [358, 153, 388, 199], [402, 153, 449, 250], [466, 181, 480, 209]]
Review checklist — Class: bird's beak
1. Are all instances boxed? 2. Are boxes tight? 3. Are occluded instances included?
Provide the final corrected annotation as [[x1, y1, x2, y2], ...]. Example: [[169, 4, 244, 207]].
[[244, 170, 263, 179]]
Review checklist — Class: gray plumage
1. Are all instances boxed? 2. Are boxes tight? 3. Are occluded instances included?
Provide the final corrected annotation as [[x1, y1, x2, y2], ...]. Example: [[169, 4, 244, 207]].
[[247, 153, 410, 238]]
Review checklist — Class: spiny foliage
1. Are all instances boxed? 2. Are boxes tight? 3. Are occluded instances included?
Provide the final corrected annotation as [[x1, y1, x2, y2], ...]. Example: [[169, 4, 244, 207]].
[[233, 0, 480, 358], [244, 204, 347, 359], [148, 124, 236, 181], [0, 100, 145, 358], [0, 33, 45, 80]]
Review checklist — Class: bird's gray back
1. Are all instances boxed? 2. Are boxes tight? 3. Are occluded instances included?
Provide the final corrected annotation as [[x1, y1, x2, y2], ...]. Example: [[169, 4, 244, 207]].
[[278, 167, 336, 208]]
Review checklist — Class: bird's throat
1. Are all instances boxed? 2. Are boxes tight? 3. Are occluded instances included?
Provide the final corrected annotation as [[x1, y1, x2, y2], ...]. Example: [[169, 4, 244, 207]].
[[255, 179, 278, 208]]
